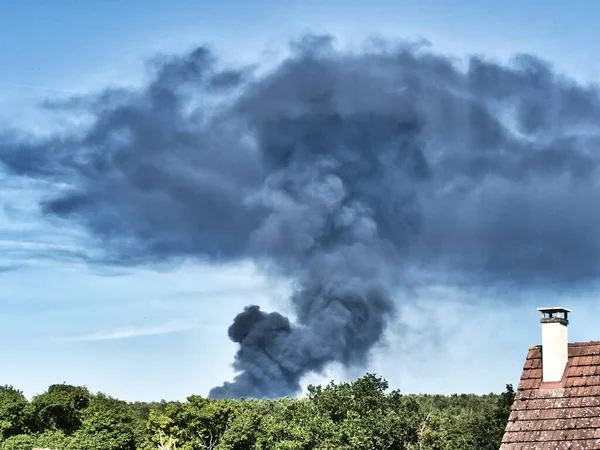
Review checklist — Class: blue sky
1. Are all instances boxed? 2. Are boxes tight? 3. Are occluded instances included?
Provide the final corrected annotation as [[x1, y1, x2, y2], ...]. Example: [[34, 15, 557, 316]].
[[2, 0, 600, 401]]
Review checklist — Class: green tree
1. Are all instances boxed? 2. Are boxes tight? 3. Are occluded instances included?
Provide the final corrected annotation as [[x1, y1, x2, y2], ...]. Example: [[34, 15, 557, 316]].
[[0, 377, 513, 450], [0, 386, 31, 440], [307, 374, 422, 449], [32, 429, 70, 450], [252, 398, 314, 450], [0, 434, 34, 450], [67, 393, 136, 450], [31, 384, 91, 434], [217, 400, 261, 450]]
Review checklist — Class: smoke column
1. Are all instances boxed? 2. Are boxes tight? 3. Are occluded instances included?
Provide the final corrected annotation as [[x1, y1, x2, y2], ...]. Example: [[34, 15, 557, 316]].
[[3, 36, 600, 398]]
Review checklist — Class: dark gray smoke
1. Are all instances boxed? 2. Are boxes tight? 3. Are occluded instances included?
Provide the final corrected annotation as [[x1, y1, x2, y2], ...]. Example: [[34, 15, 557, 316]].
[[2, 35, 600, 398]]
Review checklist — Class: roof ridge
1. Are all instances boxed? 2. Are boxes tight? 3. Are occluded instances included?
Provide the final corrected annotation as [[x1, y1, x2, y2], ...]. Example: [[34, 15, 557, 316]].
[[530, 341, 600, 349], [569, 340, 600, 346]]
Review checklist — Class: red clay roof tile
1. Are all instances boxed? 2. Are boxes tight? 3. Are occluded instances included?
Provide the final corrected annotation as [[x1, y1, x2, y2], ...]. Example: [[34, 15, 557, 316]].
[[501, 342, 600, 449]]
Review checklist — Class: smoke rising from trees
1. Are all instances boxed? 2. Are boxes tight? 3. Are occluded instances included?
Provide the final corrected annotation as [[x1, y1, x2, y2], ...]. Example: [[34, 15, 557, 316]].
[[2, 36, 600, 398]]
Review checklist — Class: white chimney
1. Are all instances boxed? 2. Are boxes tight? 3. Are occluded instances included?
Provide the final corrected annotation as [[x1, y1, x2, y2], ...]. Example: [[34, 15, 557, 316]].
[[537, 307, 571, 383]]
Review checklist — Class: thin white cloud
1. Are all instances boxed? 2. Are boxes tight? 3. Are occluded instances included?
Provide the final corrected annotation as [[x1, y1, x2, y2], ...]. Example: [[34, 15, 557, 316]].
[[48, 320, 198, 343], [0, 81, 84, 95], [0, 240, 77, 251]]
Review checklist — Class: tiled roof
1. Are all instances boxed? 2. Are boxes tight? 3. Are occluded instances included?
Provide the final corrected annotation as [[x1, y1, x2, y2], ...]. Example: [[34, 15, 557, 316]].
[[501, 341, 600, 450]]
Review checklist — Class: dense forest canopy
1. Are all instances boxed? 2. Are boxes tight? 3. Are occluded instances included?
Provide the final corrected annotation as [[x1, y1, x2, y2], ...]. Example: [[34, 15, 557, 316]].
[[0, 374, 513, 450]]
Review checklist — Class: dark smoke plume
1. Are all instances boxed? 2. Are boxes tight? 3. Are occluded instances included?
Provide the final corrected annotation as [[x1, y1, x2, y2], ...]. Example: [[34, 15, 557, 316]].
[[3, 36, 600, 398]]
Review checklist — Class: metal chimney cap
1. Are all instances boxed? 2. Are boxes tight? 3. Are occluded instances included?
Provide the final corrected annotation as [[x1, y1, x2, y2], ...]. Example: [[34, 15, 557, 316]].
[[538, 307, 570, 326], [537, 307, 572, 313]]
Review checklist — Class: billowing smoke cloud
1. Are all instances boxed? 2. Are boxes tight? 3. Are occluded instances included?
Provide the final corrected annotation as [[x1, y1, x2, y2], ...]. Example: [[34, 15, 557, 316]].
[[2, 35, 600, 398]]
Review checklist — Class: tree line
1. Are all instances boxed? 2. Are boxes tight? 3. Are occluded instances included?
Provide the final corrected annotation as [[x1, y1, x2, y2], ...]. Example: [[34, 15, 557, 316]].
[[0, 374, 513, 450]]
